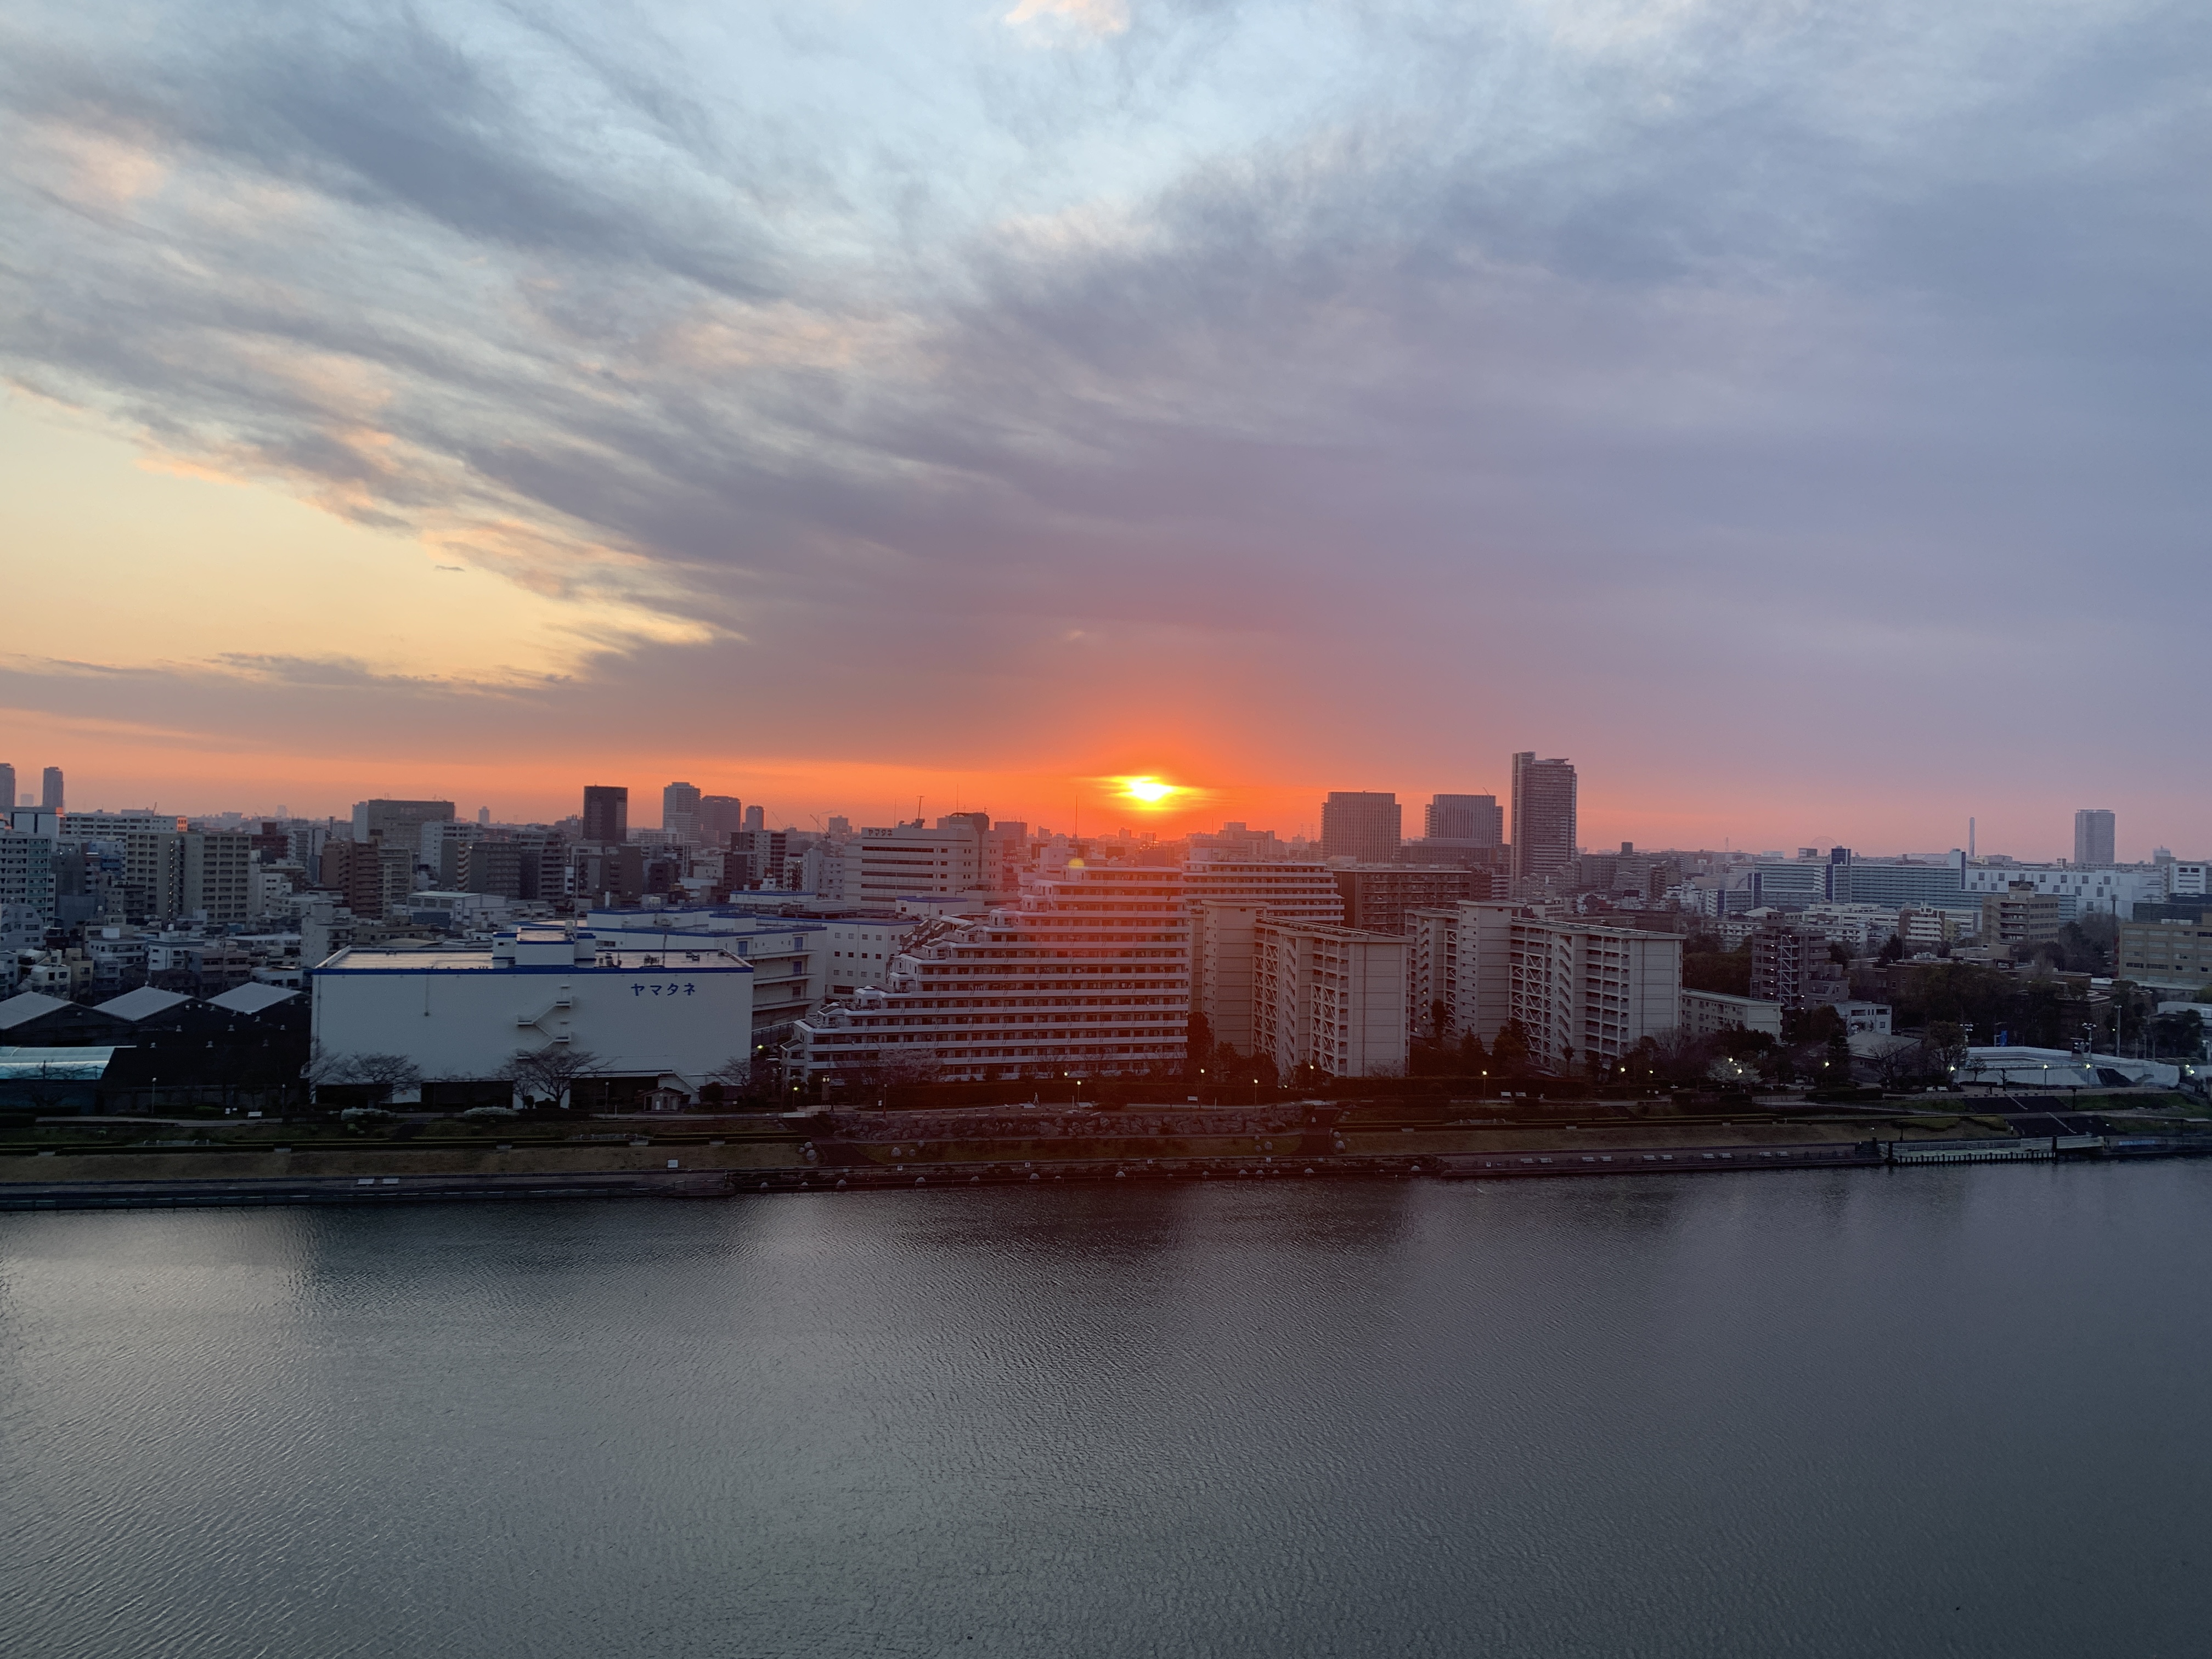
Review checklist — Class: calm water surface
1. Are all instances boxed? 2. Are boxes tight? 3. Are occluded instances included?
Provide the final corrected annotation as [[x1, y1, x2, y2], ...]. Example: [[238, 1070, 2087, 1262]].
[[4, 1164, 2210, 1657]]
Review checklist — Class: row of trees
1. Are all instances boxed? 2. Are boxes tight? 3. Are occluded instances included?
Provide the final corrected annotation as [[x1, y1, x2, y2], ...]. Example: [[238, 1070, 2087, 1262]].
[[304, 1046, 756, 1111]]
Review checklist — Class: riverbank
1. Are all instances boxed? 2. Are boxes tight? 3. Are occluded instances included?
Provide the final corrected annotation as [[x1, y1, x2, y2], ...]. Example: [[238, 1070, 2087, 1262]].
[[5, 1093, 2205, 1209]]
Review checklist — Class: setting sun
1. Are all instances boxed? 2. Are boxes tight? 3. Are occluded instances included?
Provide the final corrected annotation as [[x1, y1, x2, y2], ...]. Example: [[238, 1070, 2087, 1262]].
[[1114, 775, 1182, 806]]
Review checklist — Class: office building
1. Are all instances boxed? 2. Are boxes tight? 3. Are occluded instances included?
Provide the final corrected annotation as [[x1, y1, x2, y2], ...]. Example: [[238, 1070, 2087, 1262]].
[[1333, 864, 1486, 935], [350, 799, 453, 844], [744, 804, 765, 833], [662, 781, 703, 841], [581, 786, 629, 845], [1252, 919, 1408, 1079], [699, 795, 744, 845], [1424, 794, 1503, 845], [312, 927, 753, 1105], [0, 766, 13, 813], [787, 865, 1188, 1086], [1320, 792, 1401, 863], [41, 767, 65, 814], [2074, 809, 2117, 868], [1979, 882, 2062, 953], [1509, 754, 1577, 883], [1959, 861, 2158, 919], [849, 819, 992, 905], [2115, 919, 2212, 989]]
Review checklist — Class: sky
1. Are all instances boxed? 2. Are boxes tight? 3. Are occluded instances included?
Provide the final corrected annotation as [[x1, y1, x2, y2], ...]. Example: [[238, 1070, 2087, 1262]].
[[2, 0, 2207, 858]]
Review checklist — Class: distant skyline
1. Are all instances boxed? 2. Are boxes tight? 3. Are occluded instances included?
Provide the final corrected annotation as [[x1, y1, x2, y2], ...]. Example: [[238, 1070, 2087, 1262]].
[[1, 752, 2188, 865], [4, 1, 2207, 860]]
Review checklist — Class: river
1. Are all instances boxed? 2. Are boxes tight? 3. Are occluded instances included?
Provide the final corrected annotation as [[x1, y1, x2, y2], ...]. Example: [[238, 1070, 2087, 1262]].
[[4, 1163, 2210, 1657]]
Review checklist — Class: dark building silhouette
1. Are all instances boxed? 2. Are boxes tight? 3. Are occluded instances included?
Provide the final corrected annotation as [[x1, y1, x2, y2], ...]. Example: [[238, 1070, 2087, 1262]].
[[582, 786, 629, 845]]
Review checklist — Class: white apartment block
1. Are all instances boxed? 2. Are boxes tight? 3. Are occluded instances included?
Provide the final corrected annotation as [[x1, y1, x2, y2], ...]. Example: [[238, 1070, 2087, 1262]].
[[1189, 901, 1265, 1056], [788, 865, 1187, 1086], [1419, 901, 1682, 1071], [1680, 990, 1785, 1041], [1186, 865, 1346, 1059], [822, 917, 921, 996], [1252, 919, 1408, 1079], [180, 831, 254, 926], [1180, 858, 1346, 923]]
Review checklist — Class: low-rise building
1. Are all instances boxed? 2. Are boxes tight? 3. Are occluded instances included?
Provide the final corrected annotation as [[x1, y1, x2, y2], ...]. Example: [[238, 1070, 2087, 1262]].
[[1979, 881, 2062, 955], [1679, 990, 1785, 1041], [311, 926, 753, 1105], [2116, 919, 2212, 989]]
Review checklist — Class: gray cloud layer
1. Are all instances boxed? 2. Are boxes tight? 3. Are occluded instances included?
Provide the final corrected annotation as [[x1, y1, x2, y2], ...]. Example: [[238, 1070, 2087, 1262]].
[[3, 0, 2208, 827]]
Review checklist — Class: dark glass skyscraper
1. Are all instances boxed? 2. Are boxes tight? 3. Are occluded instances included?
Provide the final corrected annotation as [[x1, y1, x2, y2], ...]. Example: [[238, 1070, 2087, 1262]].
[[582, 785, 629, 845]]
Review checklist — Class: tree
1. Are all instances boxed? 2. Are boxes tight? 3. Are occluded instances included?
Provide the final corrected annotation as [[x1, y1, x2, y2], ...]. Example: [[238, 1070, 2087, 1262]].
[[1878, 933, 1906, 964], [1491, 1020, 1532, 1073], [1184, 1011, 1213, 1081], [346, 1054, 423, 1107], [1683, 943, 1752, 997], [500, 1046, 606, 1110]]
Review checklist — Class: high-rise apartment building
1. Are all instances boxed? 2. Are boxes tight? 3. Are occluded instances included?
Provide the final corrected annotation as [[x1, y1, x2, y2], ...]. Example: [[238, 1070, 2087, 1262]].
[[1321, 792, 1401, 862], [699, 795, 744, 845], [351, 799, 453, 844], [1181, 859, 1346, 922], [1509, 754, 1577, 882], [1413, 901, 1681, 1070], [1184, 861, 1345, 1058], [2073, 809, 2116, 867], [662, 781, 702, 840], [1424, 793, 1502, 844], [582, 786, 629, 845], [42, 767, 65, 813], [419, 820, 485, 888], [788, 864, 1188, 1085], [179, 832, 255, 925], [1252, 919, 1408, 1079]]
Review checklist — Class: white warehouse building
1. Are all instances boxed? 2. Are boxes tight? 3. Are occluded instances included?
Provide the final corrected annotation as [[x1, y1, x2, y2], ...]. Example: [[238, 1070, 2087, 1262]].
[[311, 927, 753, 1103]]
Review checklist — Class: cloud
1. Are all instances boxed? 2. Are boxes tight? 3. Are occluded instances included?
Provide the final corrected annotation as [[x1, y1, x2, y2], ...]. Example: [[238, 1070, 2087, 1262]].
[[2, 0, 2209, 842], [1003, 0, 1131, 40]]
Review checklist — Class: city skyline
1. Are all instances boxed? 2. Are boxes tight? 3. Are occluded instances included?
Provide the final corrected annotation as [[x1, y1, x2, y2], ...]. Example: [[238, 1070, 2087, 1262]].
[[4, 2, 2208, 857]]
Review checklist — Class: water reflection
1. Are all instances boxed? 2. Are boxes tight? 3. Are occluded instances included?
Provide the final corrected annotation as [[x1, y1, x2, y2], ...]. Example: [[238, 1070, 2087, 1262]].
[[4, 1165, 2212, 1658]]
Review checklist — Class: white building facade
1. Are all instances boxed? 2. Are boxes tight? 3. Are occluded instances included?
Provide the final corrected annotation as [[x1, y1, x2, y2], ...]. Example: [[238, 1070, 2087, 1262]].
[[311, 927, 754, 1096], [1252, 920, 1408, 1079], [787, 865, 1187, 1086]]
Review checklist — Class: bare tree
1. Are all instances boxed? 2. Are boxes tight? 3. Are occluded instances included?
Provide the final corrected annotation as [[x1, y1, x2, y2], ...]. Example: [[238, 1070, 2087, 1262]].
[[500, 1046, 606, 1110], [346, 1054, 423, 1107]]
